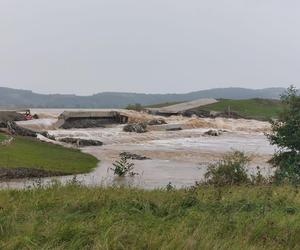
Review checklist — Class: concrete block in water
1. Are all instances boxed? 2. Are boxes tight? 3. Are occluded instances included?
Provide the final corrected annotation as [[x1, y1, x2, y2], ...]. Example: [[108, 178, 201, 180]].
[[56, 111, 129, 129]]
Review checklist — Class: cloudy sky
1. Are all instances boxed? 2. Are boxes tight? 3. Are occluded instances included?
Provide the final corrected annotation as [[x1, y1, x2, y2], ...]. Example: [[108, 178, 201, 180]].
[[0, 0, 299, 95]]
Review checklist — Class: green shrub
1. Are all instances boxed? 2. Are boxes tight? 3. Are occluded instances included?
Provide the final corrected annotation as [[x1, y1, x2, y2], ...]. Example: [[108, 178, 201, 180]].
[[204, 151, 251, 186], [270, 151, 300, 184], [126, 103, 144, 111], [267, 86, 300, 183], [111, 156, 137, 177]]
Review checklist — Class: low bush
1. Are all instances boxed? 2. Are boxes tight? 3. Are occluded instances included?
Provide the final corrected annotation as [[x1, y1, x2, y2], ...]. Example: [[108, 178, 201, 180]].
[[204, 151, 251, 186], [111, 155, 137, 177], [270, 151, 300, 184], [126, 103, 144, 111]]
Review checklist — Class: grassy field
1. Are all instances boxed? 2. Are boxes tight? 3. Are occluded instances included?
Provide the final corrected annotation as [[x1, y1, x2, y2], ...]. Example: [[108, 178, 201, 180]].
[[144, 98, 283, 120], [195, 98, 283, 120], [0, 133, 8, 142], [1, 185, 300, 249], [0, 135, 98, 174]]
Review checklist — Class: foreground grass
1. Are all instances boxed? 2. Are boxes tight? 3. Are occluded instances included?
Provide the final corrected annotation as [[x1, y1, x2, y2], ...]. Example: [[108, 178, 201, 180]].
[[200, 98, 283, 120], [0, 136, 98, 173], [1, 185, 300, 249]]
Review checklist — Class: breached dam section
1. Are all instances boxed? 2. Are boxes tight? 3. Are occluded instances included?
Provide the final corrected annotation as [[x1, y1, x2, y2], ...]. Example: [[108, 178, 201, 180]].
[[2, 109, 276, 189], [56, 110, 129, 129], [147, 98, 218, 116]]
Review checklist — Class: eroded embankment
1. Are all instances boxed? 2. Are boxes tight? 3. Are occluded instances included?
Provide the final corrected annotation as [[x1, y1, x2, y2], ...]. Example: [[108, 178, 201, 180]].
[[2, 110, 275, 189], [0, 167, 67, 180]]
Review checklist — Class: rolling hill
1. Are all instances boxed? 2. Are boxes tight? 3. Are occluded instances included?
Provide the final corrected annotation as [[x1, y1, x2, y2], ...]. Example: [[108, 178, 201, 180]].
[[0, 86, 293, 108]]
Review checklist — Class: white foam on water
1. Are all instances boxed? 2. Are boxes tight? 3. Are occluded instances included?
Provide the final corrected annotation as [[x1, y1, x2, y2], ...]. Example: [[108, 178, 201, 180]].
[[17, 119, 58, 131], [1, 113, 276, 190]]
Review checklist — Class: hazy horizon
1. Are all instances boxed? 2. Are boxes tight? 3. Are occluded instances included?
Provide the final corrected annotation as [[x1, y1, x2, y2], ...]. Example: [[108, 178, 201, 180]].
[[0, 85, 292, 96], [1, 1, 299, 95]]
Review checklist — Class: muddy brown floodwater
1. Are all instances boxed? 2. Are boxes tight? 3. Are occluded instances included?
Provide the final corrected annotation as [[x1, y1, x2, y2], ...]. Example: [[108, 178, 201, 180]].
[[0, 110, 276, 189]]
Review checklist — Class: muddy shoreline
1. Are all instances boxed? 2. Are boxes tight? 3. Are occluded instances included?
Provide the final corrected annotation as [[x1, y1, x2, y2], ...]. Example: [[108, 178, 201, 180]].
[[0, 167, 68, 181]]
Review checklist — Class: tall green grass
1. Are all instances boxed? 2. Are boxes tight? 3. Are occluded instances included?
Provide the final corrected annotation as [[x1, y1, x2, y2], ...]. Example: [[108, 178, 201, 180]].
[[1, 185, 300, 249]]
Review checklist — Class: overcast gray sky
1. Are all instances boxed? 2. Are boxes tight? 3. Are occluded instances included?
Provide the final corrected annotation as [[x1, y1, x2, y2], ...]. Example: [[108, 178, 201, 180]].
[[0, 0, 299, 95]]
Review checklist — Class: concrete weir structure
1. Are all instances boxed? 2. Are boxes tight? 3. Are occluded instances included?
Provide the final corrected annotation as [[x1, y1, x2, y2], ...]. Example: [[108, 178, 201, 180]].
[[148, 98, 218, 116], [56, 110, 129, 129]]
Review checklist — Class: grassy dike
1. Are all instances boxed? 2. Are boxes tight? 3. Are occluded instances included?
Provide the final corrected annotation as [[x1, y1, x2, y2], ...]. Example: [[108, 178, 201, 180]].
[[200, 98, 283, 120], [0, 135, 98, 174], [144, 98, 284, 121], [0, 185, 300, 249]]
